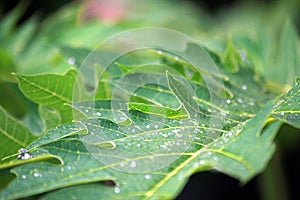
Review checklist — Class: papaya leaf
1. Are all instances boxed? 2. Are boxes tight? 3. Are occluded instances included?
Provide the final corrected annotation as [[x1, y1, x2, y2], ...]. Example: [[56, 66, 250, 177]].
[[15, 70, 78, 123]]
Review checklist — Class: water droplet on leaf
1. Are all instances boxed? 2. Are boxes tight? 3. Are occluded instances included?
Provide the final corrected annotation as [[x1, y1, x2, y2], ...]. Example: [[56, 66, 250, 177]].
[[68, 57, 76, 65], [145, 174, 151, 179], [17, 148, 32, 160], [114, 186, 121, 194], [33, 172, 42, 177], [130, 161, 136, 168]]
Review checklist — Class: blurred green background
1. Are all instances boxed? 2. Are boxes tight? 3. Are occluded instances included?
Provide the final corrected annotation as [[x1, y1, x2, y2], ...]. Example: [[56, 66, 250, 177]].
[[0, 0, 299, 199]]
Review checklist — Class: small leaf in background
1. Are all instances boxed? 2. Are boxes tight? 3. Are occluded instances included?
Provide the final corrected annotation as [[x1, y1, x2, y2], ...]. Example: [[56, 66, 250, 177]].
[[267, 18, 300, 87], [0, 49, 16, 83], [222, 38, 242, 73]]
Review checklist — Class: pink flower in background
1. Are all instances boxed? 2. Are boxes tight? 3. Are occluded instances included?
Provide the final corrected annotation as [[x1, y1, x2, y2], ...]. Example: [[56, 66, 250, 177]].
[[81, 0, 127, 23]]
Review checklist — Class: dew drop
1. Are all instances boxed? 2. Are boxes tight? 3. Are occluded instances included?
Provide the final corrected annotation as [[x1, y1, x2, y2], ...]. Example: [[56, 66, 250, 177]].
[[21, 175, 27, 179], [199, 160, 205, 165], [120, 162, 126, 167], [130, 161, 137, 168], [17, 148, 32, 160], [96, 112, 101, 116], [68, 57, 76, 65], [174, 56, 179, 60], [137, 144, 141, 147], [193, 162, 199, 168], [157, 50, 162, 55], [280, 112, 285, 116], [23, 152, 32, 160], [145, 174, 151, 179], [114, 186, 121, 194], [146, 124, 151, 129], [242, 85, 247, 90], [225, 132, 232, 137], [33, 172, 42, 177], [226, 99, 231, 104], [213, 157, 219, 161], [18, 148, 26, 153], [161, 133, 168, 137], [120, 116, 127, 121]]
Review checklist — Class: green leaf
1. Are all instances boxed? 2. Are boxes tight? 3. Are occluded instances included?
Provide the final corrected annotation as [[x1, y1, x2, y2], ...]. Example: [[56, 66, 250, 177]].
[[40, 184, 116, 200], [15, 70, 78, 123], [268, 19, 300, 87], [106, 73, 181, 110], [1, 1, 300, 199], [166, 71, 199, 118], [222, 39, 242, 73], [0, 82, 27, 117], [0, 101, 280, 200], [129, 102, 187, 118], [38, 106, 62, 131], [68, 100, 130, 124], [272, 80, 300, 128], [27, 122, 87, 150], [0, 106, 35, 160], [0, 49, 16, 83]]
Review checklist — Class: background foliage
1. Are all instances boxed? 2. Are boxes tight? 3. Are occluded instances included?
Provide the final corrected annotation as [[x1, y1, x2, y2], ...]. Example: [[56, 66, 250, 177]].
[[0, 0, 300, 199]]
